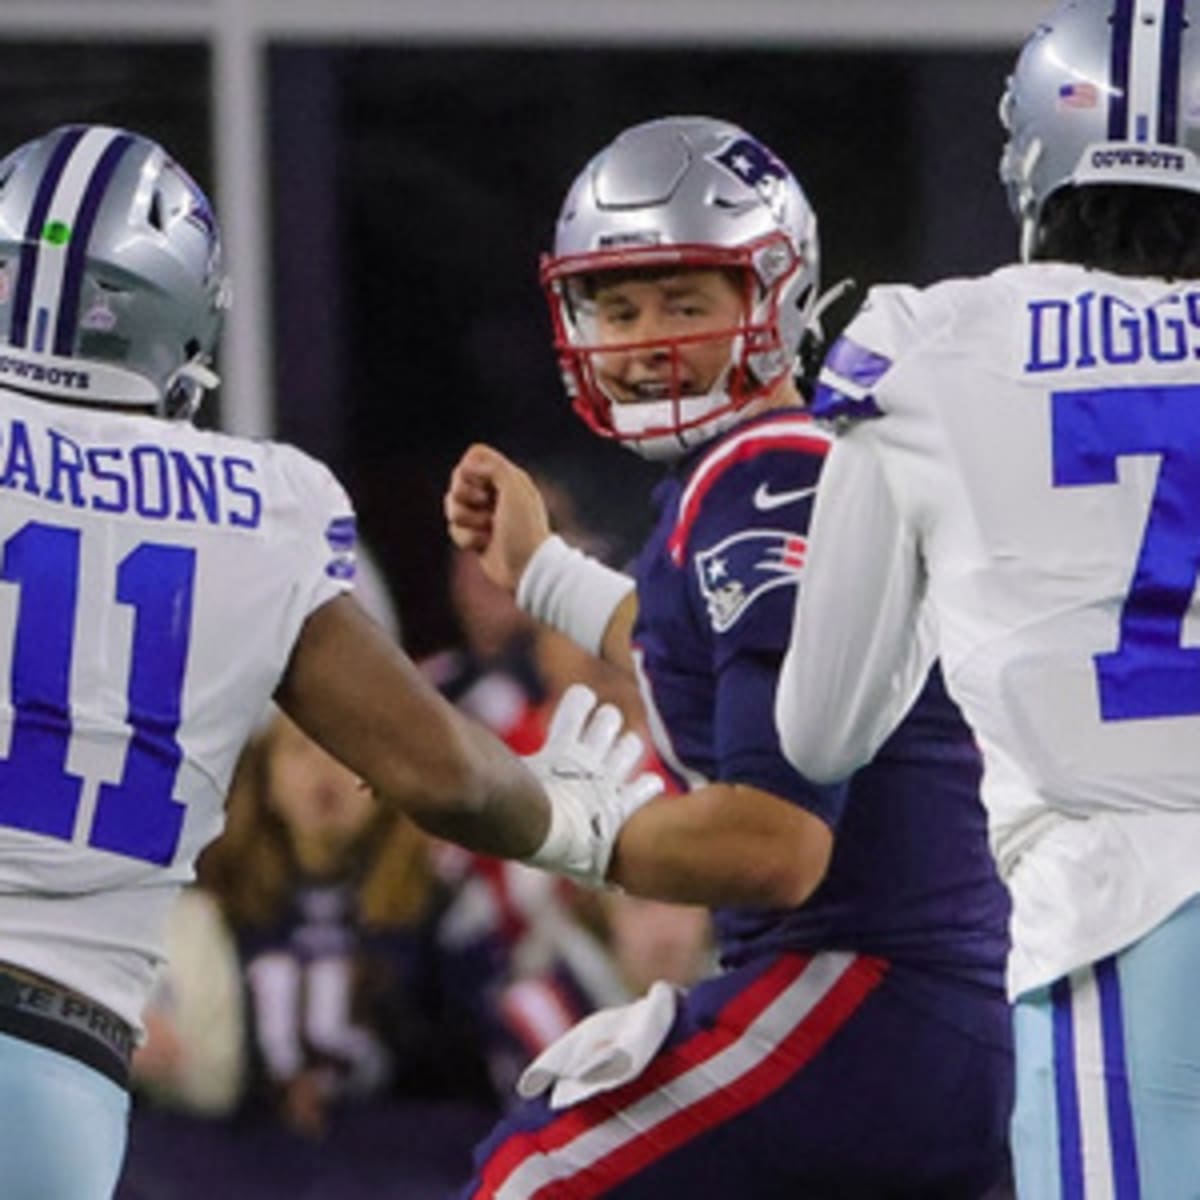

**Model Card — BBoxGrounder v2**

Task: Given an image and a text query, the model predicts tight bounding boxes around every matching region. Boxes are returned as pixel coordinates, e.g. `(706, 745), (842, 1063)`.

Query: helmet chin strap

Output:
(608, 387), (729, 438)
(162, 355), (221, 420)
(608, 381), (744, 463)
(174, 357), (220, 392)
(1019, 214), (1039, 264)
(1011, 137), (1044, 264)
(807, 277), (855, 339)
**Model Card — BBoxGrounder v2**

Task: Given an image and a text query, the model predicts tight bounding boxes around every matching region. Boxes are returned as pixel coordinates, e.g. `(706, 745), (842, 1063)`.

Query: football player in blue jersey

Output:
(778, 1), (1200, 1195)
(445, 115), (1013, 1198)
(0, 124), (659, 1200)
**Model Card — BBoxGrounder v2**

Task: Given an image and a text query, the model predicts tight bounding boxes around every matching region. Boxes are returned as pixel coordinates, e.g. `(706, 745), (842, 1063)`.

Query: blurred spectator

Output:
(422, 548), (546, 755)
(198, 710), (505, 1136)
(131, 887), (246, 1117)
(121, 703), (524, 1197)
(600, 893), (714, 997)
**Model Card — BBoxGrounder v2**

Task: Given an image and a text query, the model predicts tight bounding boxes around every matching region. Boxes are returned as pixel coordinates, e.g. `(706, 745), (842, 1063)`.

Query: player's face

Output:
(589, 269), (746, 404)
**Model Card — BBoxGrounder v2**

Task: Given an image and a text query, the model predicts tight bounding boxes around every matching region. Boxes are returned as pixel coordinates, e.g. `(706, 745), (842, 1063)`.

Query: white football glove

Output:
(523, 683), (664, 888)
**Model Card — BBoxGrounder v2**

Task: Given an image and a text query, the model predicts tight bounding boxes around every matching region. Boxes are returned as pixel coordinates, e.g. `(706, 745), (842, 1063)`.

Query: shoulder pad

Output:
(813, 284), (930, 429)
(270, 442), (358, 582)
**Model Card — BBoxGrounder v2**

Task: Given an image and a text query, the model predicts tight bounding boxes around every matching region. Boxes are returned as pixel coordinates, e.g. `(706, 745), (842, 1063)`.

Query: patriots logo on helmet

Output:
(710, 136), (792, 224)
(711, 136), (788, 190)
(695, 528), (808, 633)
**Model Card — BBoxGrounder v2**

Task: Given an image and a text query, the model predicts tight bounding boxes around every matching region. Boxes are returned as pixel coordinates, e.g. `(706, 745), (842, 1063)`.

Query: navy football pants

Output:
(461, 950), (1013, 1199)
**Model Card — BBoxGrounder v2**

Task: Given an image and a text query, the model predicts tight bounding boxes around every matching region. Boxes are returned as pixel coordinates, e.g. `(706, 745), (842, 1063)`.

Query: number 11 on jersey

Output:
(0, 521), (195, 865)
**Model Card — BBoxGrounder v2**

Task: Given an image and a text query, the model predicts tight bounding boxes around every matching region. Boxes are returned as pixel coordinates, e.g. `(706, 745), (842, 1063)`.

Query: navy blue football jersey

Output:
(631, 408), (1009, 988)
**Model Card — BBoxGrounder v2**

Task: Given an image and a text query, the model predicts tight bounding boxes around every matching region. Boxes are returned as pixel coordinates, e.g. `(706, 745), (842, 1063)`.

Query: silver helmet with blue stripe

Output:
(0, 125), (229, 417)
(1001, 0), (1200, 259)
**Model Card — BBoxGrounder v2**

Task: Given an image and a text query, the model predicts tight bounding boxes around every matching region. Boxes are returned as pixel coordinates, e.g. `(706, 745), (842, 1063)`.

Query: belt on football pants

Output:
(0, 962), (133, 1088)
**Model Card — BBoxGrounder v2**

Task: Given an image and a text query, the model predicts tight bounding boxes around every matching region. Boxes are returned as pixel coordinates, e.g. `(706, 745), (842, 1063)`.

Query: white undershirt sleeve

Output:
(775, 423), (933, 783)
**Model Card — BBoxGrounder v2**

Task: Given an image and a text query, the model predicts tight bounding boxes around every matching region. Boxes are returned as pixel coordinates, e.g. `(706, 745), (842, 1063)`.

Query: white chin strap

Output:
(609, 390), (740, 462)
(1008, 135), (1044, 264)
(1019, 214), (1039, 264)
(807, 277), (855, 338)
(162, 355), (221, 420)
(173, 357), (220, 393)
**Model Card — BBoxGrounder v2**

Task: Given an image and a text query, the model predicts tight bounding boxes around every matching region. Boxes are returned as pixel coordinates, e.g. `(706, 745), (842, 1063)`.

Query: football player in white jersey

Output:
(777, 0), (1200, 1194)
(0, 124), (659, 1200)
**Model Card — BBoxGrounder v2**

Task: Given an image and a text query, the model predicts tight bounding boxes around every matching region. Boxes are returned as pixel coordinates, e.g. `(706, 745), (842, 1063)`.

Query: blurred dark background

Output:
(0, 39), (1015, 657)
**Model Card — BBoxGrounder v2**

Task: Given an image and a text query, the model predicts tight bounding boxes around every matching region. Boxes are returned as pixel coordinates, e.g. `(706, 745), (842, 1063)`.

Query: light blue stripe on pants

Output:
(0, 1031), (129, 1200)
(1012, 895), (1200, 1199)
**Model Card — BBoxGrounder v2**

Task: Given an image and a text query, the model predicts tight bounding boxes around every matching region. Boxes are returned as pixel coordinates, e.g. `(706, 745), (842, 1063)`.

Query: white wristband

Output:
(516, 534), (635, 656)
(524, 782), (614, 887)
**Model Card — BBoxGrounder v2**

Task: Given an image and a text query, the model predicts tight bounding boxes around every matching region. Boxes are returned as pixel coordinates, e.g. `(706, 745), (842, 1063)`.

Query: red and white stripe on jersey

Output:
(471, 950), (887, 1200)
(667, 415), (833, 566)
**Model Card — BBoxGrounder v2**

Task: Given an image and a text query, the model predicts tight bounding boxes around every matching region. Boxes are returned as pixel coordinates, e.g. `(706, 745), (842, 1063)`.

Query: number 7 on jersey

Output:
(1052, 384), (1200, 722)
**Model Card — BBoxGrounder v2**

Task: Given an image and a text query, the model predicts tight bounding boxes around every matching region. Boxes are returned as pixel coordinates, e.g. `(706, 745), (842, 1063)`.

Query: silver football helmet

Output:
(0, 124), (229, 417)
(1000, 0), (1200, 260)
(541, 116), (819, 461)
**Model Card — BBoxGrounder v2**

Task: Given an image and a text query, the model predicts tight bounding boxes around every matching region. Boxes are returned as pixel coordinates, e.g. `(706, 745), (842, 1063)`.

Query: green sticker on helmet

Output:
(42, 221), (71, 246)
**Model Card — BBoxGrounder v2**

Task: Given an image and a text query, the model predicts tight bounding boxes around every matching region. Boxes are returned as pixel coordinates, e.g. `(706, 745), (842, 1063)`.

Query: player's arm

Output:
(278, 594), (662, 887)
(607, 779), (833, 909)
(277, 594), (552, 859)
(596, 591), (637, 673)
(776, 424), (933, 783)
(607, 643), (840, 908)
(445, 443), (638, 675)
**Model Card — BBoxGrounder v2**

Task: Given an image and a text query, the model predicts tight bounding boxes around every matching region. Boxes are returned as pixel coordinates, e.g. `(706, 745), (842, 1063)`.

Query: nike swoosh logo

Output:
(752, 483), (817, 511)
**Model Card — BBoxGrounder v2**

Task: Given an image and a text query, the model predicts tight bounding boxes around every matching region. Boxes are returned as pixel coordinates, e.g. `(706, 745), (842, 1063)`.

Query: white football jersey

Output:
(778, 262), (1200, 996)
(0, 387), (354, 1025)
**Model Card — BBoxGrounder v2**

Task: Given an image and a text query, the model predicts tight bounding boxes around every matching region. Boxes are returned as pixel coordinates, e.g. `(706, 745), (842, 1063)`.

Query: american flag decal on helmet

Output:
(1058, 81), (1100, 110)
